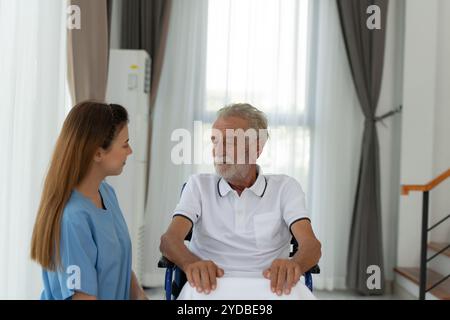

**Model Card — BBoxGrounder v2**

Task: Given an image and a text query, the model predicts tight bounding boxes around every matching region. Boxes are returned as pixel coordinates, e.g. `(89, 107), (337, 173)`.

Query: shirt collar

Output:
(217, 165), (267, 198)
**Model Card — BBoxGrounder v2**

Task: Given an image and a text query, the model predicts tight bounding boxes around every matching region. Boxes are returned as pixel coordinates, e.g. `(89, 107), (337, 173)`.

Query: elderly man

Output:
(160, 103), (321, 299)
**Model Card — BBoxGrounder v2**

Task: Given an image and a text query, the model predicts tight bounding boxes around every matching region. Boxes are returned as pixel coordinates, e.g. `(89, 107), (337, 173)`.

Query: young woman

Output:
(31, 101), (147, 300)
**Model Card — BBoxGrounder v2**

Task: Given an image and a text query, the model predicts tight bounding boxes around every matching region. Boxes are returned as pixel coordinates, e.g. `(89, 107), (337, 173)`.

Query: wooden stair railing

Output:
(402, 168), (450, 195)
(401, 168), (450, 300)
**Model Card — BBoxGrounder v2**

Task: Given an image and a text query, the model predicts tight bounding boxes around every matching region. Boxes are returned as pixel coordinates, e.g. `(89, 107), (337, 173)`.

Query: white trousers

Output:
(177, 274), (316, 300)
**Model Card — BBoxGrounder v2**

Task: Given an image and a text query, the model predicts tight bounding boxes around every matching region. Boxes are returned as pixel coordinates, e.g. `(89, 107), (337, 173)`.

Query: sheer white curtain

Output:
(143, 0), (209, 286)
(309, 0), (363, 290)
(0, 0), (69, 299)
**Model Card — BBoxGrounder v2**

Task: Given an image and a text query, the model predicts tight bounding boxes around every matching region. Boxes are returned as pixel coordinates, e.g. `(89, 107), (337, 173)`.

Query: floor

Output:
(144, 286), (414, 300)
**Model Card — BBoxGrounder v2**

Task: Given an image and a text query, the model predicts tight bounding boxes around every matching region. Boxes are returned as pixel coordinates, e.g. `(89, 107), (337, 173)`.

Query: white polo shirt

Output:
(172, 166), (310, 274)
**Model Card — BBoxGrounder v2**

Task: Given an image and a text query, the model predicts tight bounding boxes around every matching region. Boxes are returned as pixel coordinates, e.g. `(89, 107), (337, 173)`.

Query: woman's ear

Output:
(93, 147), (105, 163)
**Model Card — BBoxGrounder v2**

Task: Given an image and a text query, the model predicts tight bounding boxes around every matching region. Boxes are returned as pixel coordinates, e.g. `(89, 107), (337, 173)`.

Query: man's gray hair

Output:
(217, 103), (268, 133)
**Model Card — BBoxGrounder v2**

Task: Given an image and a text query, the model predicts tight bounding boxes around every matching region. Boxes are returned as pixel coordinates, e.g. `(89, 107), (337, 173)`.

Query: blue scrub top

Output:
(40, 181), (132, 300)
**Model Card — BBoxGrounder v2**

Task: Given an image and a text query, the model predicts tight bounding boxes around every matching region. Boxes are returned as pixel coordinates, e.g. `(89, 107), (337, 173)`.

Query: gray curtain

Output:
(107, 0), (113, 44)
(336, 0), (389, 295)
(121, 0), (172, 108)
(67, 0), (112, 104)
(121, 0), (172, 196)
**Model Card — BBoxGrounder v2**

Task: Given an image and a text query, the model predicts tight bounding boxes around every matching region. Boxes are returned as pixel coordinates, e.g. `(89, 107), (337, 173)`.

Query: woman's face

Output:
(99, 125), (133, 176)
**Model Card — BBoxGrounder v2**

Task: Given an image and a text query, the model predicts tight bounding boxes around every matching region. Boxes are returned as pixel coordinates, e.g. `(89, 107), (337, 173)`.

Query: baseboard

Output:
(142, 271), (165, 288)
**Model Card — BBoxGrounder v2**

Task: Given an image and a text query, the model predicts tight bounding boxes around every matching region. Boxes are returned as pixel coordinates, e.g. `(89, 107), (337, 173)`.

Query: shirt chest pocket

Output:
(253, 212), (283, 249)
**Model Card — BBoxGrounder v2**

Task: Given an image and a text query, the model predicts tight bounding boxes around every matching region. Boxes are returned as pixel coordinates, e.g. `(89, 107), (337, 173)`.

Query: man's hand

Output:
(184, 260), (224, 294)
(263, 259), (302, 296)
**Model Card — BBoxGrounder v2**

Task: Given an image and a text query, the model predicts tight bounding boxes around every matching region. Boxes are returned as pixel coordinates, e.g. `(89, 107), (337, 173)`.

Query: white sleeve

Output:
(172, 175), (202, 225)
(281, 177), (310, 229)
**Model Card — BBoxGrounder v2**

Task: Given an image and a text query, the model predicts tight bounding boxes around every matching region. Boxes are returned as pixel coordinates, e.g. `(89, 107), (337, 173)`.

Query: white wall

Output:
(398, 0), (450, 269)
(431, 0), (450, 244)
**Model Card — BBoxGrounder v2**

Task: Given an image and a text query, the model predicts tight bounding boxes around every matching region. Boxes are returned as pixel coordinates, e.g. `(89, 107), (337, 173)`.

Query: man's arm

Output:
(160, 216), (224, 294)
(160, 216), (199, 270)
(290, 220), (322, 274)
(263, 219), (321, 295)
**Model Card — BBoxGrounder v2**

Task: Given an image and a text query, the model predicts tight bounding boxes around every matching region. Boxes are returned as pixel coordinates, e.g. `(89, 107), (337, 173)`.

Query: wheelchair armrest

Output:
(159, 256), (320, 274)
(158, 256), (175, 268)
(307, 265), (320, 274)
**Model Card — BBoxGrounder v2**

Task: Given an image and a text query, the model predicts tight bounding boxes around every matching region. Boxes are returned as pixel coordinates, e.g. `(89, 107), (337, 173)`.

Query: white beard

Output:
(214, 163), (251, 181)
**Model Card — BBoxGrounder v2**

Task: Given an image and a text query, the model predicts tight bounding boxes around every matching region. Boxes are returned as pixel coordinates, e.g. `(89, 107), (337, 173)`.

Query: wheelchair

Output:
(158, 231), (320, 300)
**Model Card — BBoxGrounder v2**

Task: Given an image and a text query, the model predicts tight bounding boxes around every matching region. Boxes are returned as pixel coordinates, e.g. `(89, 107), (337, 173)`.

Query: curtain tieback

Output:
(371, 105), (403, 127)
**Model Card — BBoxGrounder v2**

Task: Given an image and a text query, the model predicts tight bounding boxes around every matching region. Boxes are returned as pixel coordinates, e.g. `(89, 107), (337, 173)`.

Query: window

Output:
(196, 0), (312, 194)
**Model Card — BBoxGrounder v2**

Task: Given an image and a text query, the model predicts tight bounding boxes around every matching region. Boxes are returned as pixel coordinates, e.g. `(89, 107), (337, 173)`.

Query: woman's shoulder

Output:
(100, 180), (115, 193)
(100, 180), (119, 203)
(62, 192), (92, 225)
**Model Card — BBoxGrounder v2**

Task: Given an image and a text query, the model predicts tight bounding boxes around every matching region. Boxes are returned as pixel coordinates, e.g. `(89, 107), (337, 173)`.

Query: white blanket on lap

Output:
(177, 273), (316, 300)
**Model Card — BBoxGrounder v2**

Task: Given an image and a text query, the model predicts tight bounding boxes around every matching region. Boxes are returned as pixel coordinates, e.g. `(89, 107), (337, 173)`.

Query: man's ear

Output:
(257, 130), (268, 158)
(256, 138), (266, 158)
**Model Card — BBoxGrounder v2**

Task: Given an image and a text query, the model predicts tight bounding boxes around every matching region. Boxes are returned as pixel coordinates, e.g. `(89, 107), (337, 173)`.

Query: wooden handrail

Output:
(402, 168), (450, 195)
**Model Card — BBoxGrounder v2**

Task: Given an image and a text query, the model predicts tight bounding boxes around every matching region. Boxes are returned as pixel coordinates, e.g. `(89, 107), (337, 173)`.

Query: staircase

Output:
(397, 170), (450, 300)
(394, 242), (450, 300)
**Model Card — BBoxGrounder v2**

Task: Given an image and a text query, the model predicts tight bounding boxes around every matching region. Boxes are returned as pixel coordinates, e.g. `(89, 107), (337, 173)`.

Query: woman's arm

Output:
(72, 292), (97, 300)
(130, 270), (148, 300)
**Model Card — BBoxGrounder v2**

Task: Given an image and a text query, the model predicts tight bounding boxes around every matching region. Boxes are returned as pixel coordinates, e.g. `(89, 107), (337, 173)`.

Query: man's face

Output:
(211, 116), (261, 181)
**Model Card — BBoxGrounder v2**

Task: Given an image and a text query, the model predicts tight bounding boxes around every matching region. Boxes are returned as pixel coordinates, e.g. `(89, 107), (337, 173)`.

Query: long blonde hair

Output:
(30, 101), (128, 271)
